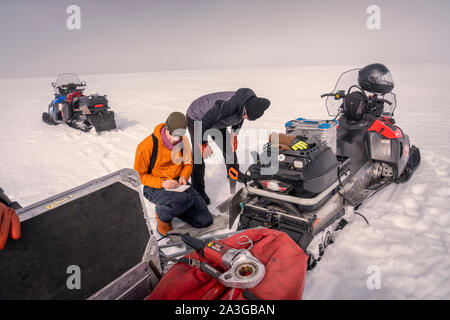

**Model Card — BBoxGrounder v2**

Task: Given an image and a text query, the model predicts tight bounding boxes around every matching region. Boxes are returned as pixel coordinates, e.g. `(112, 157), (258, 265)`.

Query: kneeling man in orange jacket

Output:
(134, 112), (213, 236)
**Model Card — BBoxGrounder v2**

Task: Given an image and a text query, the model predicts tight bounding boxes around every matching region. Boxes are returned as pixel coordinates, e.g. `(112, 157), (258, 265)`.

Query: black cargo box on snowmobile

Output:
(247, 138), (340, 197)
(236, 185), (348, 266)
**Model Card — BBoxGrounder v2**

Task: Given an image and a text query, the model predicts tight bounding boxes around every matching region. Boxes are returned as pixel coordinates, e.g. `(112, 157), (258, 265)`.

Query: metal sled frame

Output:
(1, 169), (161, 300)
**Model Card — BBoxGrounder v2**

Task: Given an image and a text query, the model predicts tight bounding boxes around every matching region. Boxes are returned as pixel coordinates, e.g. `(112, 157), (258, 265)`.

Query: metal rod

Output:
(159, 229), (260, 257)
(158, 230), (240, 249)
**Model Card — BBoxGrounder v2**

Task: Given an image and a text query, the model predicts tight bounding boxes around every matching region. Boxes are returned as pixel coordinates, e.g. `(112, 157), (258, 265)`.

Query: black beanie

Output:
(245, 96), (271, 121)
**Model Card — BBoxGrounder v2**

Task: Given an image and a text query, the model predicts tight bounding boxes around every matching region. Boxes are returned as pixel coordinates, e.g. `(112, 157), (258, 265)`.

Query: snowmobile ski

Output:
(42, 112), (57, 126)
(396, 145), (421, 183)
(67, 119), (93, 132)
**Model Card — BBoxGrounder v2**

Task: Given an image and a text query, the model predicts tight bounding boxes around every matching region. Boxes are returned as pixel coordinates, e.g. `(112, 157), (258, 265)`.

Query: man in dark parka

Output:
(186, 88), (270, 204)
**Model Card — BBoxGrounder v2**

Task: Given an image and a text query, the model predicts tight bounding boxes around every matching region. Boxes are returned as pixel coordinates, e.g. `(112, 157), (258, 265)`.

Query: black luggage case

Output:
(237, 198), (347, 255)
(237, 204), (315, 252)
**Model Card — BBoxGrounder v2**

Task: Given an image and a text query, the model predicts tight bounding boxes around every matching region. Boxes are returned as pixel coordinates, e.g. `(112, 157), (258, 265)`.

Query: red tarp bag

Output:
(148, 228), (308, 300)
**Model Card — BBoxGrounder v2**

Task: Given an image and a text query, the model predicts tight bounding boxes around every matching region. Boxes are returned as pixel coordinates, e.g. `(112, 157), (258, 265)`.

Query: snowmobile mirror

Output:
(51, 82), (56, 88)
(81, 81), (86, 86)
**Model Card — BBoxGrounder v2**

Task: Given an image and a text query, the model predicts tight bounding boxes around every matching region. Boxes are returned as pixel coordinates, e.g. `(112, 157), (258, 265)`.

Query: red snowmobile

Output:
(225, 63), (421, 268)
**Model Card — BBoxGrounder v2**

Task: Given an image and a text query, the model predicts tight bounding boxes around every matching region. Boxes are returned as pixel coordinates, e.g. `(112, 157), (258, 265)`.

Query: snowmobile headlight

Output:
(371, 137), (392, 162)
(259, 180), (292, 193)
(293, 160), (304, 169)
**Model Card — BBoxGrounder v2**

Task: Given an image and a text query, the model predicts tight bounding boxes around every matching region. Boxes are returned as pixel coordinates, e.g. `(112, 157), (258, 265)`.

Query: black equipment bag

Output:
(343, 92), (368, 121)
(237, 205), (315, 252)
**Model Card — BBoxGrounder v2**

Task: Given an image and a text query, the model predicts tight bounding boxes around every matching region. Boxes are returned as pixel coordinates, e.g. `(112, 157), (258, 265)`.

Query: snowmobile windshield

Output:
(54, 73), (82, 89)
(325, 68), (397, 118)
(379, 91), (397, 117)
(325, 69), (359, 117)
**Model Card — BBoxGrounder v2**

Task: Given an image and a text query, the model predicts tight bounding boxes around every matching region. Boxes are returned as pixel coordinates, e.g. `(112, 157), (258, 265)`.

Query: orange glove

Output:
(199, 143), (213, 159)
(0, 202), (21, 250)
(231, 134), (238, 152)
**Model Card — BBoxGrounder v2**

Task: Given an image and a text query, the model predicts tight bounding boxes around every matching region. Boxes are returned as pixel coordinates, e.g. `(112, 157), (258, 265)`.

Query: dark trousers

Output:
(187, 117), (239, 194)
(143, 185), (213, 228)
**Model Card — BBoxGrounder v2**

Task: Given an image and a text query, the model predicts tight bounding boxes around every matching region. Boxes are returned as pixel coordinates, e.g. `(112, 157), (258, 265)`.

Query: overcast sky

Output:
(0, 0), (449, 78)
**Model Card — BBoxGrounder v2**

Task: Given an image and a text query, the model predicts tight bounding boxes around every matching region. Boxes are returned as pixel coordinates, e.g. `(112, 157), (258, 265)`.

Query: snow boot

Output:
(155, 213), (172, 236)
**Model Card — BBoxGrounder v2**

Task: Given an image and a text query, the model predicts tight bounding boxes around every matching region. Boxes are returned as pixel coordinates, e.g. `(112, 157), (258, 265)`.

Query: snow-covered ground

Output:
(0, 64), (449, 299)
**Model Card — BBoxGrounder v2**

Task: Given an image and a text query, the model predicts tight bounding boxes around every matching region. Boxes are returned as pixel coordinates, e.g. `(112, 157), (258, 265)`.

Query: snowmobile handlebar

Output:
(229, 167), (260, 184)
(56, 83), (86, 90)
(375, 98), (392, 105)
(229, 167), (250, 183)
(320, 90), (346, 99)
(321, 91), (392, 105)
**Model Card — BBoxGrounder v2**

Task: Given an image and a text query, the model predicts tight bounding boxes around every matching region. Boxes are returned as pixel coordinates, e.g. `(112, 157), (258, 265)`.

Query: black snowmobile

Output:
(42, 73), (117, 133)
(223, 63), (421, 268)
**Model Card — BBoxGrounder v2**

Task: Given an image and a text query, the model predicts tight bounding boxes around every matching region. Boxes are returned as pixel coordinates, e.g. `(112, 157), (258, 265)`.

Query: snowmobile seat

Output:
(0, 169), (161, 300)
(67, 83), (77, 91)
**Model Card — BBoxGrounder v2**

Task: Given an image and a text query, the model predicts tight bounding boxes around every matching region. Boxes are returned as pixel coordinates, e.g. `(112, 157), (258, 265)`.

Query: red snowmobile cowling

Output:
(368, 118), (403, 139)
(66, 91), (84, 104)
(148, 228), (309, 300)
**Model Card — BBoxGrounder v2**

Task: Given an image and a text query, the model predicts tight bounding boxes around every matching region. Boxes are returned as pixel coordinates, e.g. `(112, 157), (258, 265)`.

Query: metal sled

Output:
(0, 169), (160, 300)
